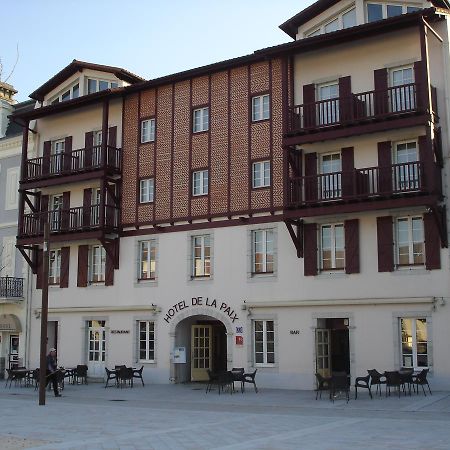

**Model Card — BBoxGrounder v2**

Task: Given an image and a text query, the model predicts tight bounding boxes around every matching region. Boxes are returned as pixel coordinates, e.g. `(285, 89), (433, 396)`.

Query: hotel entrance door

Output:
(87, 320), (106, 378)
(191, 325), (212, 381)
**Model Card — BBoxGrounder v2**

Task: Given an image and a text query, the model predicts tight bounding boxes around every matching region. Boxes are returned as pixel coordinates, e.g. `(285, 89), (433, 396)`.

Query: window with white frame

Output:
(254, 320), (275, 365)
(318, 82), (339, 125)
(320, 152), (341, 199)
(320, 224), (345, 271)
(139, 178), (154, 203)
(51, 139), (65, 174)
(141, 118), (156, 143)
(400, 318), (428, 368)
(192, 235), (211, 278)
(395, 216), (424, 266)
(390, 66), (415, 112)
(193, 107), (209, 133)
(51, 82), (80, 105)
(49, 249), (61, 285)
(252, 94), (270, 121)
(4, 167), (19, 210)
(49, 194), (63, 232)
(89, 245), (106, 283)
(252, 161), (270, 188)
(87, 78), (118, 94)
(305, 7), (356, 37)
(138, 240), (157, 280)
(252, 229), (274, 274)
(138, 321), (155, 362)
(394, 141), (419, 191)
(366, 3), (421, 23)
(192, 170), (208, 196)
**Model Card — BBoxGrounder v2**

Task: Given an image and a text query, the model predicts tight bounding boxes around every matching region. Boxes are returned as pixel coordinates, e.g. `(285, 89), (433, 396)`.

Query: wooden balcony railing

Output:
(287, 161), (438, 207)
(24, 145), (121, 182)
(288, 83), (427, 134)
(0, 277), (24, 298)
(19, 204), (120, 238)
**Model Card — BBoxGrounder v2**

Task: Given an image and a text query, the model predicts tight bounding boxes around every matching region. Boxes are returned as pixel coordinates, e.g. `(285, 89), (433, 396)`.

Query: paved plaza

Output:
(0, 381), (449, 450)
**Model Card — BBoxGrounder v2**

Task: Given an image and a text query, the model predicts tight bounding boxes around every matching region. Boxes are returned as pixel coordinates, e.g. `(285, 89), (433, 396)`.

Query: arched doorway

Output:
(170, 312), (232, 383)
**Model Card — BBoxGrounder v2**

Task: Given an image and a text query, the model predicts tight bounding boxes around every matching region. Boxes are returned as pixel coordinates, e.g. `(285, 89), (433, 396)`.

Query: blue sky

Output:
(2, 0), (309, 102)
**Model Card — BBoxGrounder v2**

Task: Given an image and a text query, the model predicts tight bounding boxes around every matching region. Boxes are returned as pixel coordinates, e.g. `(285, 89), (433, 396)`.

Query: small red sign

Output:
(235, 336), (243, 346)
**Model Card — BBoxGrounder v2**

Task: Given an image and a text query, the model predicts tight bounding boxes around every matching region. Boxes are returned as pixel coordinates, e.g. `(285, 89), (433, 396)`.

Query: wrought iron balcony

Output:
(0, 277), (24, 299)
(287, 161), (440, 208)
(19, 204), (120, 238)
(23, 145), (121, 183)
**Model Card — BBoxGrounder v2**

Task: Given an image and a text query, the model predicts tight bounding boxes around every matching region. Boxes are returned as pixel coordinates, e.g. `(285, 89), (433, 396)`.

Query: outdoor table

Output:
(10, 369), (33, 388)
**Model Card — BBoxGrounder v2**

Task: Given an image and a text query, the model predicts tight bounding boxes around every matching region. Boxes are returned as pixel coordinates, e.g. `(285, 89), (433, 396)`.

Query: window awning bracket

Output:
(285, 219), (304, 258)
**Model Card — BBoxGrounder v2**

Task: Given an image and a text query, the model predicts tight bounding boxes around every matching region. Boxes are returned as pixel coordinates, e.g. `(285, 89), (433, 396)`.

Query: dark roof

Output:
(30, 60), (144, 101)
(1, 100), (35, 140)
(279, 0), (450, 38)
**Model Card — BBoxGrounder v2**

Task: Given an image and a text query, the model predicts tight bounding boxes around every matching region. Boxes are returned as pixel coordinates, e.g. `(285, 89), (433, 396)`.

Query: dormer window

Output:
(305, 6), (356, 37)
(366, 3), (422, 23)
(87, 78), (119, 95)
(51, 83), (80, 105)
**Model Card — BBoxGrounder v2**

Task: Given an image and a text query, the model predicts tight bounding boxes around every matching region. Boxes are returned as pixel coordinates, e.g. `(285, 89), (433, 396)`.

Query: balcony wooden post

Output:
(101, 99), (109, 168)
(419, 20), (432, 115)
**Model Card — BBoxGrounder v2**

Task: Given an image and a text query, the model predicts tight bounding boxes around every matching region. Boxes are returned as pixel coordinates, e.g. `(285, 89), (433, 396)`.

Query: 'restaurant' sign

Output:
(164, 297), (239, 323)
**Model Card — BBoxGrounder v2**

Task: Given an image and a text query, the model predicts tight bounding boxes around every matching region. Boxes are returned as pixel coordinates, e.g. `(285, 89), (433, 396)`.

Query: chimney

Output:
(0, 81), (17, 139)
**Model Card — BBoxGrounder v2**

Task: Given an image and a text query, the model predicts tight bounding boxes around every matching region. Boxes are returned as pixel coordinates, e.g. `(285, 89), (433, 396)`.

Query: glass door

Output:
(52, 140), (65, 174)
(391, 67), (415, 112)
(315, 329), (331, 378)
(92, 131), (103, 167)
(394, 142), (419, 191)
(318, 83), (339, 125)
(191, 325), (212, 381)
(50, 194), (63, 232)
(91, 188), (101, 226)
(87, 320), (106, 378)
(320, 153), (342, 200)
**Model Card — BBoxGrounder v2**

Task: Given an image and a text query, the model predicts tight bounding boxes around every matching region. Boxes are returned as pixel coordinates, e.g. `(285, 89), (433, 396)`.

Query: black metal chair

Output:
(367, 369), (386, 396)
(205, 369), (219, 393)
(412, 369), (432, 396)
(117, 367), (133, 388)
(315, 373), (331, 400)
(384, 371), (402, 398)
(32, 368), (40, 390)
(132, 366), (145, 386)
(5, 369), (14, 388)
(231, 367), (245, 393)
(330, 372), (350, 403)
(74, 365), (88, 385)
(242, 369), (258, 393)
(354, 374), (372, 399)
(105, 368), (117, 388)
(398, 369), (414, 396)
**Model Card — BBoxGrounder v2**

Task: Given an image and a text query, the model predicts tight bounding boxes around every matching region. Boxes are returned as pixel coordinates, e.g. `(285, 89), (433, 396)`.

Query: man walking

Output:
(46, 348), (61, 397)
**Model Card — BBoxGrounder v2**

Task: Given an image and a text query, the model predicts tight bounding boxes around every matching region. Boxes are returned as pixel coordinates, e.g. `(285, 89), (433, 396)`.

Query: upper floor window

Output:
(192, 235), (211, 278)
(252, 161), (271, 188)
(320, 224), (345, 271)
(89, 245), (106, 283)
(49, 249), (61, 285)
(395, 216), (424, 267)
(139, 240), (157, 280)
(317, 82), (339, 125)
(400, 318), (428, 369)
(141, 119), (156, 143)
(367, 3), (421, 23)
(252, 229), (274, 274)
(139, 178), (154, 203)
(49, 194), (63, 232)
(193, 107), (209, 133)
(51, 83), (80, 105)
(394, 141), (419, 191)
(138, 321), (155, 362)
(320, 152), (342, 199)
(87, 78), (118, 95)
(305, 7), (356, 37)
(192, 170), (208, 196)
(4, 167), (19, 211)
(252, 95), (270, 121)
(390, 66), (415, 112)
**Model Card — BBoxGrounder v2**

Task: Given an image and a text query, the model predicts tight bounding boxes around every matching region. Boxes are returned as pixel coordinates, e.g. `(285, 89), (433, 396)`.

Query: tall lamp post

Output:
(38, 222), (50, 405)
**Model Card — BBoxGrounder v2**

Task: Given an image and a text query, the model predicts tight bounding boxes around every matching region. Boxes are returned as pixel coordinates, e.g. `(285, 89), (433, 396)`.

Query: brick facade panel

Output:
(138, 203), (154, 223)
(251, 121), (270, 160)
(251, 188), (271, 210)
(192, 76), (209, 105)
(138, 143), (154, 178)
(140, 89), (156, 117)
(191, 133), (209, 169)
(250, 62), (269, 94)
(191, 196), (208, 216)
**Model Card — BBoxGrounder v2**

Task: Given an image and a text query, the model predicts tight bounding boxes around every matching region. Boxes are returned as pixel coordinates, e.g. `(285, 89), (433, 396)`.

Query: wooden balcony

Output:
(287, 161), (441, 210)
(286, 83), (436, 144)
(18, 204), (120, 242)
(0, 277), (24, 300)
(22, 145), (121, 187)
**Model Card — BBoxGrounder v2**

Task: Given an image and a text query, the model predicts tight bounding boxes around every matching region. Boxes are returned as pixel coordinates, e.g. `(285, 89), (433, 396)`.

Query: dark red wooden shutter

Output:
(341, 147), (354, 198)
(84, 131), (93, 169)
(344, 219), (359, 274)
(424, 213), (441, 270)
(304, 152), (318, 202)
(62, 191), (70, 231)
(108, 126), (118, 167)
(63, 136), (72, 171)
(60, 247), (70, 288)
(414, 60), (425, 111)
(83, 188), (92, 228)
(304, 223), (318, 276)
(39, 194), (49, 234)
(339, 76), (352, 122)
(303, 84), (316, 128)
(105, 243), (115, 286)
(377, 141), (392, 194)
(418, 135), (434, 194)
(42, 141), (51, 175)
(377, 216), (394, 272)
(108, 126), (117, 147)
(77, 245), (89, 287)
(374, 68), (388, 115)
(36, 249), (43, 289)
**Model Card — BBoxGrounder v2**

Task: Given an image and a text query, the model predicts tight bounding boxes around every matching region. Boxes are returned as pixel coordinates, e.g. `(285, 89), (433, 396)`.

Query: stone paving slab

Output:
(0, 382), (449, 449)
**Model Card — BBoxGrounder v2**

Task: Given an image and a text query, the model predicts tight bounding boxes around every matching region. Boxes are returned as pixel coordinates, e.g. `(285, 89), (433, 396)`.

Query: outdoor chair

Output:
(384, 371), (402, 398)
(117, 367), (133, 388)
(132, 366), (145, 386)
(74, 365), (88, 385)
(231, 367), (245, 393)
(5, 369), (14, 388)
(354, 374), (372, 399)
(205, 369), (219, 393)
(398, 369), (414, 396)
(412, 369), (432, 396)
(13, 369), (27, 388)
(330, 372), (350, 403)
(217, 371), (234, 395)
(242, 369), (258, 393)
(55, 369), (65, 391)
(367, 369), (386, 396)
(32, 368), (40, 390)
(105, 368), (117, 388)
(315, 373), (331, 400)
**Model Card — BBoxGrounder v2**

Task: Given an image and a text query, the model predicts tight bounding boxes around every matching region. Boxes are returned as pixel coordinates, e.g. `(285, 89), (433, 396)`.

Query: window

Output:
(387, 4), (402, 17)
(252, 94), (270, 121)
(367, 3), (384, 22)
(304, 7), (357, 36)
(407, 6), (421, 13)
(324, 18), (339, 33)
(50, 83), (79, 104)
(394, 141), (419, 191)
(87, 78), (118, 94)
(192, 170), (208, 196)
(252, 161), (270, 188)
(318, 82), (339, 125)
(320, 224), (345, 270)
(192, 235), (211, 278)
(400, 318), (428, 368)
(390, 66), (415, 112)
(91, 188), (101, 226)
(4, 167), (19, 210)
(2, 236), (16, 277)
(51, 139), (65, 173)
(306, 28), (322, 37)
(141, 118), (156, 143)
(50, 194), (63, 232)
(254, 320), (275, 365)
(342, 8), (357, 28)
(139, 178), (154, 203)
(252, 229), (274, 274)
(320, 152), (342, 199)
(193, 107), (209, 133)
(367, 3), (421, 23)
(139, 240), (156, 280)
(139, 321), (155, 362)
(395, 217), (424, 266)
(49, 249), (61, 285)
(89, 245), (106, 283)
